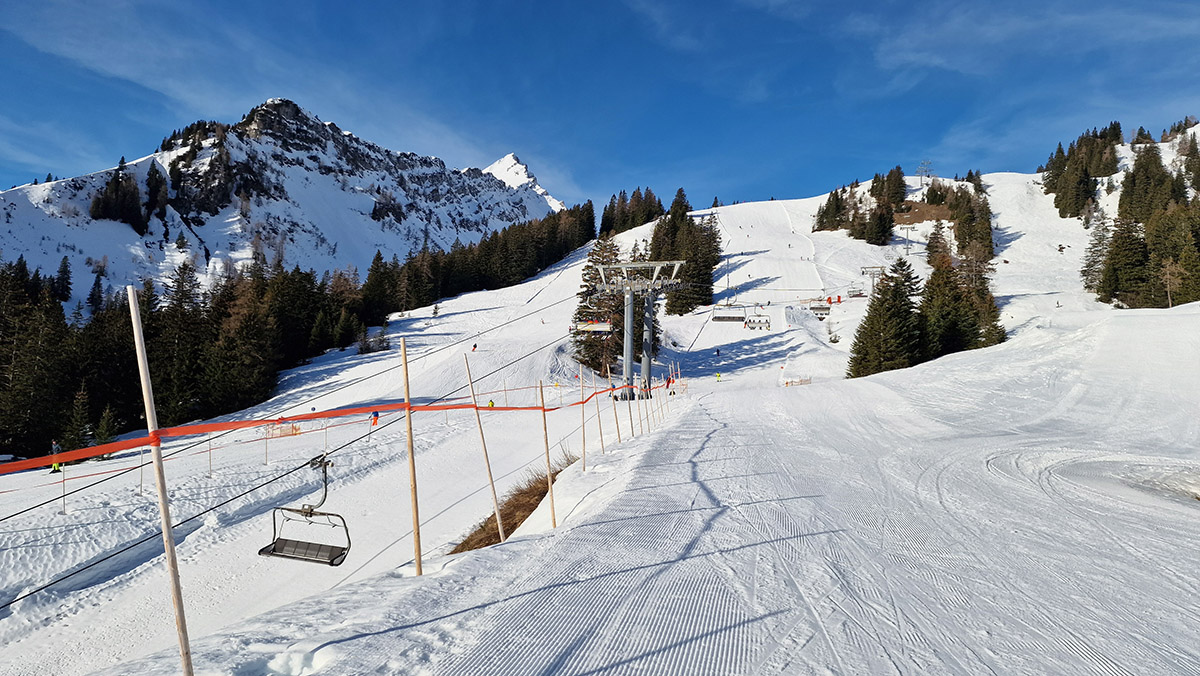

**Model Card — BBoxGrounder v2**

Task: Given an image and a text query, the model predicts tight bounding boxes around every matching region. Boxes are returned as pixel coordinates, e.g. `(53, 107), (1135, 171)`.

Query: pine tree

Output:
(1119, 143), (1173, 224)
(847, 269), (921, 378)
(60, 386), (91, 452)
(94, 405), (117, 446)
(309, 309), (333, 354)
(0, 288), (70, 455)
(1185, 135), (1200, 190)
(926, 221), (953, 269)
(153, 261), (208, 425)
(332, 307), (357, 348)
(360, 250), (395, 326)
(885, 166), (907, 207)
(1097, 219), (1149, 305)
(1080, 220), (1113, 291)
(919, 266), (978, 360)
(144, 162), (168, 220)
(1177, 244), (1200, 305)
(50, 256), (72, 302)
(864, 206), (894, 246)
(572, 237), (624, 372)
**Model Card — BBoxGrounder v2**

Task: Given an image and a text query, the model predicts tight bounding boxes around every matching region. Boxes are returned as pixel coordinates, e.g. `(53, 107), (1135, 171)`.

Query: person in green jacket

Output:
(49, 439), (62, 473)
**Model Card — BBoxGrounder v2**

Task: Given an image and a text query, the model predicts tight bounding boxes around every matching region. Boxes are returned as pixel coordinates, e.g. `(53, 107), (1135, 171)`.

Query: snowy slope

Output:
(5, 159), (1200, 674)
(0, 99), (562, 308)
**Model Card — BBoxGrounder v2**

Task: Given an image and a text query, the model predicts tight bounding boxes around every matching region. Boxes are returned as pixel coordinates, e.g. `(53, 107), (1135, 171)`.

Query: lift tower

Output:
(596, 261), (685, 396)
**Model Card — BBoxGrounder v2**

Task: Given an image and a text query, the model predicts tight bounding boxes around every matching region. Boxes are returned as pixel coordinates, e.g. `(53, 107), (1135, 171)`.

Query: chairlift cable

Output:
(0, 331), (572, 609)
(0, 295), (577, 525)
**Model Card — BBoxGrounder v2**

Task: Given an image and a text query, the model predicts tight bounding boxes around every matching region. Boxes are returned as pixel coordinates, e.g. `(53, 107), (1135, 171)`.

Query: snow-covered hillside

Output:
(0, 99), (562, 308)
(6, 157), (1200, 674)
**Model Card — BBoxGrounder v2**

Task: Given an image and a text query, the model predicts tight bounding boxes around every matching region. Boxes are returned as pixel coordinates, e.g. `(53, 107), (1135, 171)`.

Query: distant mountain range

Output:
(0, 98), (563, 308)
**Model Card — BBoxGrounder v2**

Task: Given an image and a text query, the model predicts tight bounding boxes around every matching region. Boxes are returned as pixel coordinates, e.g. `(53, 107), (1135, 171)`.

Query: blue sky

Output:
(3, 1), (1200, 209)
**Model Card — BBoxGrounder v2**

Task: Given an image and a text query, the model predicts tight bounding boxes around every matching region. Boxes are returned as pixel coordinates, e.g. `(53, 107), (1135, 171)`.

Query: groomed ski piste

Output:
(3, 172), (1200, 675)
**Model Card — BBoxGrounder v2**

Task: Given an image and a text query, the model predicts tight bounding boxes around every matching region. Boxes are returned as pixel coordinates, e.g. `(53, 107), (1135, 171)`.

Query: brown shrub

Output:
(450, 453), (576, 554)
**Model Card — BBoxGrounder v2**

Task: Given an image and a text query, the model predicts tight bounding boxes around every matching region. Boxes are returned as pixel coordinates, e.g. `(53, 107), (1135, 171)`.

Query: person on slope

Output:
(49, 440), (62, 473)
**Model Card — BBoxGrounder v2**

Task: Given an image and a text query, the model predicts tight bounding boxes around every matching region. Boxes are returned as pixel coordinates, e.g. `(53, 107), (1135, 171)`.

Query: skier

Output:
(472, 343), (477, 352)
(716, 373), (722, 382)
(49, 440), (62, 474)
(487, 400), (494, 408)
(716, 348), (720, 357)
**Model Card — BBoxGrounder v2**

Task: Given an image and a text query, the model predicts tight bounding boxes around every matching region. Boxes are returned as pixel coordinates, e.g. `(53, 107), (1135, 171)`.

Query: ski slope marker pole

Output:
(127, 285), (194, 676)
(627, 384), (636, 438)
(401, 338), (423, 576)
(465, 355), (505, 542)
(609, 373), (622, 444)
(538, 381), (557, 528)
(593, 372), (606, 455)
(580, 364), (586, 472)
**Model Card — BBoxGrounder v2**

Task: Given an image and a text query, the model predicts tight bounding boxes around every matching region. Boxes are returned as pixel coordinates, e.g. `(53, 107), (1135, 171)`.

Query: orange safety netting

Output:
(0, 380), (671, 477)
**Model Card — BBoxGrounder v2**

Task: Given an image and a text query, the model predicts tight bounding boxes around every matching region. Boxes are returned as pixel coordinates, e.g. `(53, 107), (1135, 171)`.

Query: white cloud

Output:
(844, 2), (1200, 78)
(0, 0), (495, 170)
(0, 114), (109, 181)
(622, 0), (707, 52)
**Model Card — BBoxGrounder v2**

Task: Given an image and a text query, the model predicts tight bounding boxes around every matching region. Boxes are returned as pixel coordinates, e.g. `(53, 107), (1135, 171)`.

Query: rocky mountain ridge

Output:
(0, 98), (562, 307)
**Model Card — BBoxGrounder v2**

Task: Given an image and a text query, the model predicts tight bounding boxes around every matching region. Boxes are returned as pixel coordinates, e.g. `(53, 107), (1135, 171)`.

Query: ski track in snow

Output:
(4, 171), (1200, 674)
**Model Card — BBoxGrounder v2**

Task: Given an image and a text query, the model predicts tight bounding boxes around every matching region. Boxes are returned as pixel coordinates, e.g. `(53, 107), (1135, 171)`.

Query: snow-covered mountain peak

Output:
(484, 152), (566, 212)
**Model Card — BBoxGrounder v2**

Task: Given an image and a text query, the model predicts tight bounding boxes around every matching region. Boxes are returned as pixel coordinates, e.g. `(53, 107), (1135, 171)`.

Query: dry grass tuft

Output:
(450, 452), (577, 554)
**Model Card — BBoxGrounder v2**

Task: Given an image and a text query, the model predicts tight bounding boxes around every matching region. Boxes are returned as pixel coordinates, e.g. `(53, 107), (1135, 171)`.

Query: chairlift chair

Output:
(711, 305), (746, 322)
(259, 455), (351, 566)
(573, 320), (613, 333)
(746, 314), (771, 330)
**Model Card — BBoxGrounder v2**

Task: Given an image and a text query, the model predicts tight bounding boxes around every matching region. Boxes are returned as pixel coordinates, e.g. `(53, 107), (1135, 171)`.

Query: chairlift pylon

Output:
(259, 454), (351, 566)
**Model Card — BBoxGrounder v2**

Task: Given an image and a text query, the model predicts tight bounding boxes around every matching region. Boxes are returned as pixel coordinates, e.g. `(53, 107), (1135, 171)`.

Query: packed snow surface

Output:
(3, 172), (1199, 675)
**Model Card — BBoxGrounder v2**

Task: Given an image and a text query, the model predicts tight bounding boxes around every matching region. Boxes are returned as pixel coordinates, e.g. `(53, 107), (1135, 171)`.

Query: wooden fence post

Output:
(609, 374), (622, 444)
(593, 372), (606, 455)
(401, 338), (423, 575)
(538, 381), (557, 528)
(636, 387), (645, 435)
(627, 384), (636, 438)
(127, 285), (194, 676)
(579, 364), (586, 472)
(465, 355), (505, 542)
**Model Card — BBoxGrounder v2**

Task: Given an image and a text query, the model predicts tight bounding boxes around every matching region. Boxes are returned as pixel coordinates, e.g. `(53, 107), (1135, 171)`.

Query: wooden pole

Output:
(207, 440), (213, 478)
(579, 364), (586, 472)
(401, 338), (423, 576)
(126, 286), (194, 676)
(648, 379), (657, 426)
(59, 465), (66, 514)
(538, 381), (557, 528)
(465, 355), (505, 541)
(608, 374), (622, 443)
(503, 379), (508, 407)
(627, 384), (636, 438)
(593, 372), (605, 455)
(636, 384), (646, 435)
(263, 434), (269, 465)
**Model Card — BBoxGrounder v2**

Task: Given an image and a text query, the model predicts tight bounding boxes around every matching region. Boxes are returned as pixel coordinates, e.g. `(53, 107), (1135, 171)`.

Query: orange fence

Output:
(0, 380), (673, 477)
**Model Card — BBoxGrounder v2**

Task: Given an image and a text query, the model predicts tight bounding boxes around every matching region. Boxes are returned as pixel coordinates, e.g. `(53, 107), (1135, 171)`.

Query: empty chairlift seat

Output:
(259, 455), (351, 566)
(712, 306), (746, 322)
